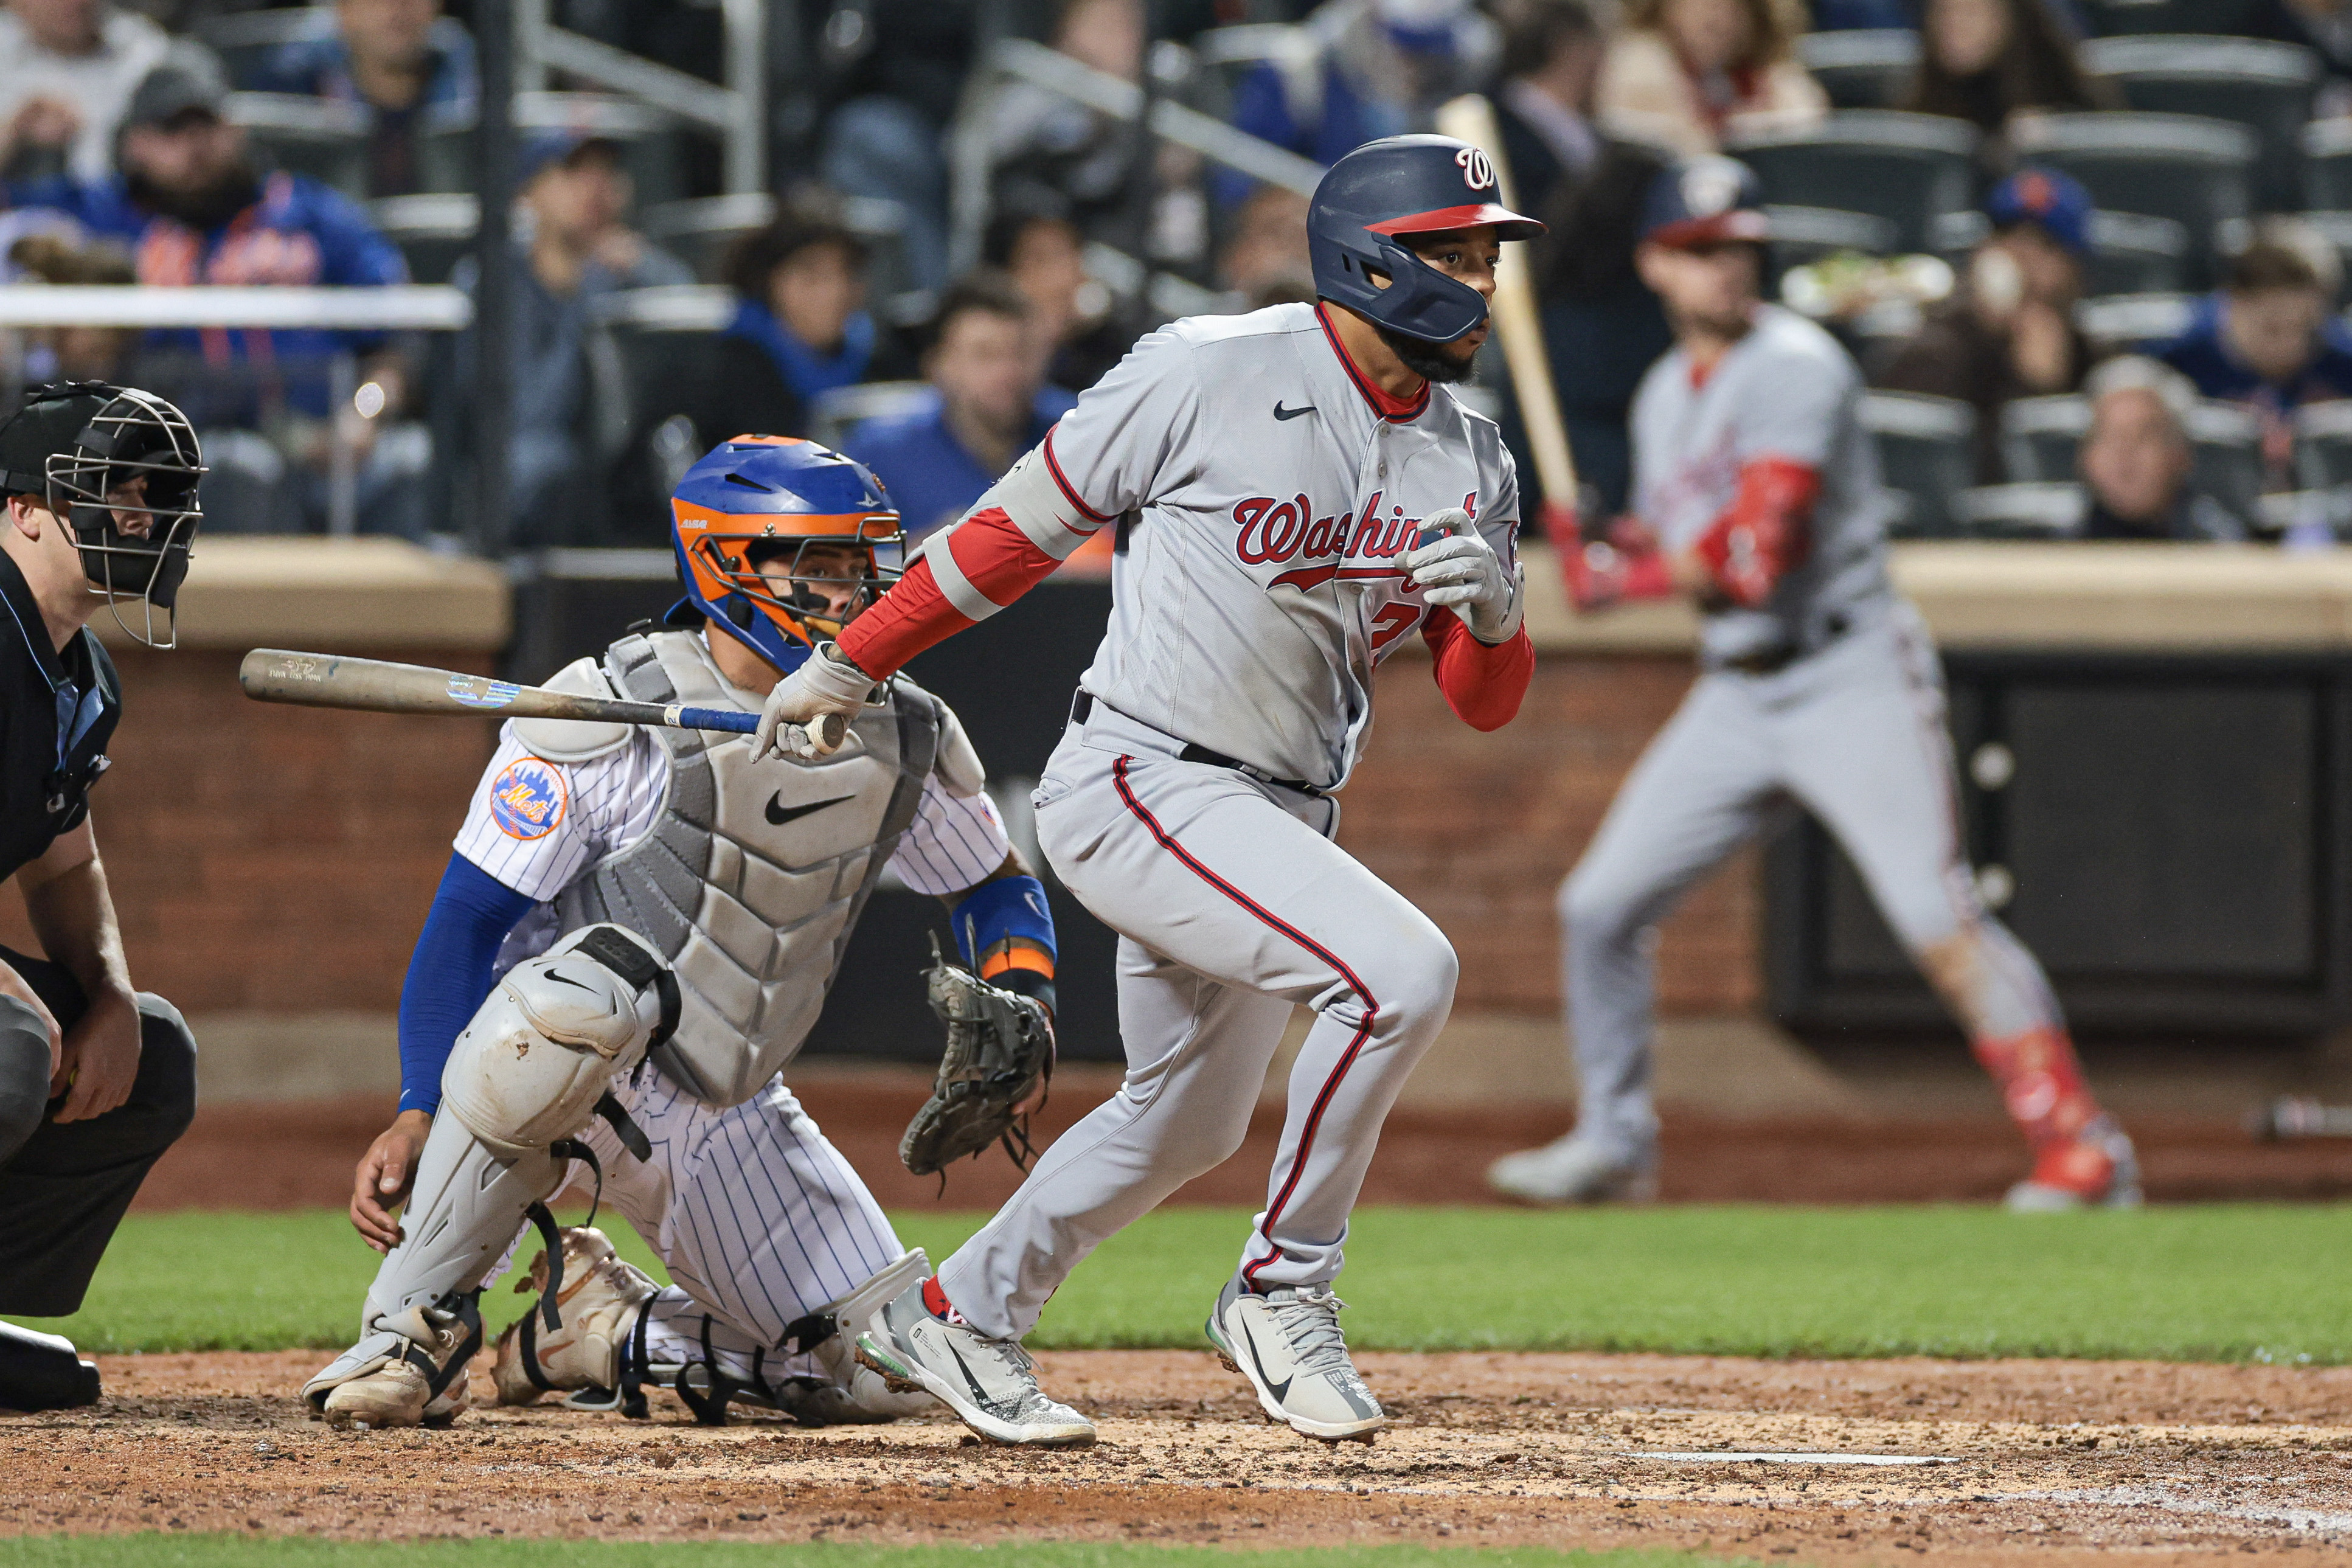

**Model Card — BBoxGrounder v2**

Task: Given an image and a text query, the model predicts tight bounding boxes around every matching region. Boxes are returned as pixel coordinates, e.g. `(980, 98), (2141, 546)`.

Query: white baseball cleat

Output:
(1206, 1277), (1386, 1443)
(1486, 1135), (1660, 1205)
(308, 1299), (482, 1431)
(2005, 1117), (2143, 1212)
(854, 1280), (1096, 1448)
(491, 1226), (660, 1407)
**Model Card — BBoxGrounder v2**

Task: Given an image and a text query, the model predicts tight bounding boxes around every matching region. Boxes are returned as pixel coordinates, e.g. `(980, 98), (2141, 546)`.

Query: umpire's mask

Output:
(0, 382), (207, 649)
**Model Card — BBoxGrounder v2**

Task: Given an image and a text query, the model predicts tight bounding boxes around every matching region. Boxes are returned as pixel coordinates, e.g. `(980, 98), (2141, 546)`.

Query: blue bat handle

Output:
(675, 706), (760, 734)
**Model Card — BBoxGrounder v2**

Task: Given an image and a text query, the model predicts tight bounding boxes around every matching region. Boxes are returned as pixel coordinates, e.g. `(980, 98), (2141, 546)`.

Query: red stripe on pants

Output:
(1109, 755), (1376, 1288)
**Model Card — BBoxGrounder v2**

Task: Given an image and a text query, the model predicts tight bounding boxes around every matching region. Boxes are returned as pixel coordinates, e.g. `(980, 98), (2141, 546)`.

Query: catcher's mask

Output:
(668, 434), (902, 675)
(0, 382), (206, 649)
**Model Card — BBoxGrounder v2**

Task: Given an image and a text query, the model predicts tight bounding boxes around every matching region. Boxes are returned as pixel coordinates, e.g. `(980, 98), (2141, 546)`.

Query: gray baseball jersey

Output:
(1628, 304), (1893, 665)
(1032, 301), (1519, 788)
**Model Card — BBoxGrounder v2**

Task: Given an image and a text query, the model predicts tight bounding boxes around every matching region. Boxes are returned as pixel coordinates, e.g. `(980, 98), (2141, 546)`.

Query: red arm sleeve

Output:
(1422, 609), (1533, 732)
(1692, 457), (1820, 609)
(838, 506), (1063, 676)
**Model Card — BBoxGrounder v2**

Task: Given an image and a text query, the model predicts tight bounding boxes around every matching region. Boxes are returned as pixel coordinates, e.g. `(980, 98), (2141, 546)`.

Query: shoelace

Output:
(1259, 1288), (1356, 1377)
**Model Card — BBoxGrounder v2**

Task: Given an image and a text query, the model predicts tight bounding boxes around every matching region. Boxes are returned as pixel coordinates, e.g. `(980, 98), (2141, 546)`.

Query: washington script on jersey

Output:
(1233, 490), (1484, 583)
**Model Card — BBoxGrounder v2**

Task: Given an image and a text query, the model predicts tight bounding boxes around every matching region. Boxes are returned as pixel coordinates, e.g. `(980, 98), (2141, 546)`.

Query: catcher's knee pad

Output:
(440, 924), (679, 1159)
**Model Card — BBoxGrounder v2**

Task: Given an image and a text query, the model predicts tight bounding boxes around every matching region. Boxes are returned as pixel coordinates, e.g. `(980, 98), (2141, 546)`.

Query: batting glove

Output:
(752, 642), (877, 762)
(1400, 508), (1522, 644)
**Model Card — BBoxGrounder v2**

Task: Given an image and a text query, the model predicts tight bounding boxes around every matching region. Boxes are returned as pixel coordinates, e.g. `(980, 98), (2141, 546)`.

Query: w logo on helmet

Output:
(1454, 145), (1496, 192)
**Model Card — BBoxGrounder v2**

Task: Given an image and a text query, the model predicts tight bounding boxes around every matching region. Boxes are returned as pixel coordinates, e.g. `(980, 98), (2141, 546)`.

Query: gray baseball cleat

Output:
(1485, 1134), (1660, 1204)
(2005, 1117), (2143, 1212)
(1206, 1277), (1386, 1443)
(305, 1295), (484, 1431)
(853, 1280), (1095, 1448)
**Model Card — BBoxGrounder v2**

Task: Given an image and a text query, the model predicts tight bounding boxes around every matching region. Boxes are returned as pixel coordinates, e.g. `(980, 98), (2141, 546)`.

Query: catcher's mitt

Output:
(900, 934), (1056, 1177)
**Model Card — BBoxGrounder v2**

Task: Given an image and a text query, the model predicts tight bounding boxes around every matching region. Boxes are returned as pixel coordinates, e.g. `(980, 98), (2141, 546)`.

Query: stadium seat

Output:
(1764, 205), (1897, 269)
(1794, 29), (1920, 111)
(1727, 112), (1978, 255)
(418, 93), (687, 208)
(2075, 291), (2195, 353)
(1951, 482), (2087, 539)
(1860, 389), (1975, 537)
(2008, 114), (2256, 288)
(2303, 120), (2352, 213)
(2079, 0), (2272, 34)
(2294, 398), (2352, 493)
(367, 193), (476, 285)
(2078, 35), (2320, 214)
(642, 193), (775, 285)
(196, 4), (333, 89)
(224, 92), (370, 201)
(808, 380), (934, 452)
(2002, 392), (2263, 518)
(1999, 395), (2092, 485)
(1934, 209), (2190, 297)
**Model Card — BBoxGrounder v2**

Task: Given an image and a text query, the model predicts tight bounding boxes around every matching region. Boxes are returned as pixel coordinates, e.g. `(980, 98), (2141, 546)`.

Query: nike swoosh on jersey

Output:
(1238, 1316), (1292, 1403)
(765, 793), (855, 827)
(1272, 402), (1317, 421)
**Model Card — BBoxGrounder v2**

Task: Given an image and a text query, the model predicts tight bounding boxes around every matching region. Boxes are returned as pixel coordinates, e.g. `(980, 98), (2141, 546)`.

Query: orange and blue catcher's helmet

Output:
(668, 434), (904, 674)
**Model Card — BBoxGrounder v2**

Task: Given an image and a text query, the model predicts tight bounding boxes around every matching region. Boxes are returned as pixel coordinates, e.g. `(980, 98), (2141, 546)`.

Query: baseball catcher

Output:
(302, 435), (1061, 1429)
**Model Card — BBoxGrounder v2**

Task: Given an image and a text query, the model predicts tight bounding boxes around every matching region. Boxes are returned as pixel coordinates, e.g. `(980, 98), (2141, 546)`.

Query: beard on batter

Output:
(1374, 322), (1481, 384)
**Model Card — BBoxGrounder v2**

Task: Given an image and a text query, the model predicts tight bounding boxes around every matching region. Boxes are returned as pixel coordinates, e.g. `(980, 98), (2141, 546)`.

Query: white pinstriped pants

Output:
(570, 1060), (906, 1384)
(1559, 600), (2062, 1161)
(935, 701), (1459, 1342)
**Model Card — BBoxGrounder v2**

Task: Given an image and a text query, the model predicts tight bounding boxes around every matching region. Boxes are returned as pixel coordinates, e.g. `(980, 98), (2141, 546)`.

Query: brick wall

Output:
(0, 646), (498, 1012)
(1339, 652), (1760, 1016)
(0, 643), (1757, 1021)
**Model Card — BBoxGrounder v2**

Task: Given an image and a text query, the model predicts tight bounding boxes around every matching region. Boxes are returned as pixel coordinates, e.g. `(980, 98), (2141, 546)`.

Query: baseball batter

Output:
(749, 134), (1539, 1448)
(1490, 157), (2139, 1211)
(302, 435), (1063, 1430)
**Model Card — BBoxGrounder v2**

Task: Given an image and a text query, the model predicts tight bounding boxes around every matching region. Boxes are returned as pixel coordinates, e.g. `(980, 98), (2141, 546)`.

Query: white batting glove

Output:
(1400, 507), (1523, 644)
(753, 642), (877, 762)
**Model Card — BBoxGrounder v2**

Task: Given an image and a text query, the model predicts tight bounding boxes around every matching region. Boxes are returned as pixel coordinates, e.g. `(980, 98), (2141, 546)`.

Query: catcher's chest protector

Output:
(553, 630), (941, 1107)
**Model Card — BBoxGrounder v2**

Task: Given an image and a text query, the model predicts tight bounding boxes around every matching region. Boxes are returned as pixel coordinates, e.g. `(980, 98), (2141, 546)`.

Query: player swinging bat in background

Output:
(300, 435), (1061, 1430)
(1488, 158), (2139, 1212)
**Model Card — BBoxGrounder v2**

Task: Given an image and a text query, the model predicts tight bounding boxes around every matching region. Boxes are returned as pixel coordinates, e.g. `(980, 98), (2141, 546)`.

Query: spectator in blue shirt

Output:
(10, 66), (421, 532)
(245, 0), (477, 197)
(12, 65), (409, 395)
(845, 272), (1076, 546)
(1216, 0), (1497, 208)
(2155, 231), (2352, 490)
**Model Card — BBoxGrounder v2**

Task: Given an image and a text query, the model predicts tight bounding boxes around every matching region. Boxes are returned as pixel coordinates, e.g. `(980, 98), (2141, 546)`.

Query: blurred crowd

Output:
(4, 0), (2352, 549)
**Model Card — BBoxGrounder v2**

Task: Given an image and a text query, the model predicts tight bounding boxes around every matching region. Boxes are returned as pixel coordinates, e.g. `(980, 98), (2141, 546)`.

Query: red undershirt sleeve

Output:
(1421, 609), (1533, 732)
(838, 506), (1065, 676)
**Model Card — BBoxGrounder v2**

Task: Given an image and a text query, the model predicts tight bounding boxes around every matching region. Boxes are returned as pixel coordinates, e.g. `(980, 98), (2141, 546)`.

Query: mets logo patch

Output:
(488, 757), (567, 840)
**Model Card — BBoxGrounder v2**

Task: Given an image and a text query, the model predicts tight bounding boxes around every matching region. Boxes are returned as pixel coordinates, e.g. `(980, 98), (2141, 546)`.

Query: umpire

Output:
(0, 384), (207, 1410)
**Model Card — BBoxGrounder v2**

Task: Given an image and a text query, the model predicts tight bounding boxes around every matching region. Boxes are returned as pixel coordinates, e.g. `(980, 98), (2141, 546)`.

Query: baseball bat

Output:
(1434, 93), (1581, 535)
(238, 648), (848, 746)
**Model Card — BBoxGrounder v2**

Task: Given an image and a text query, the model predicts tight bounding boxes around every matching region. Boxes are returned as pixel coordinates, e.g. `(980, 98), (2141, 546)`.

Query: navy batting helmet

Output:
(1640, 156), (1770, 249)
(1308, 134), (1544, 345)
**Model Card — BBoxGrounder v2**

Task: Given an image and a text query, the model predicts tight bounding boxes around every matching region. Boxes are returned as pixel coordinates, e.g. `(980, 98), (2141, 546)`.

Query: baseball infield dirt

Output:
(5, 1348), (2350, 1562)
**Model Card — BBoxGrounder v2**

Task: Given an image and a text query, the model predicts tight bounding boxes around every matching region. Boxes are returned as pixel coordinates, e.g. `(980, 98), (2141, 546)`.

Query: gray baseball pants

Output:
(936, 700), (1458, 1341)
(1561, 603), (2061, 1161)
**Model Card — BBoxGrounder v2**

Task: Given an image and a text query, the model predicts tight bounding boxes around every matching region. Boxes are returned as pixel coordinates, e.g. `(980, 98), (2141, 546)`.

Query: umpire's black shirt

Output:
(0, 553), (119, 884)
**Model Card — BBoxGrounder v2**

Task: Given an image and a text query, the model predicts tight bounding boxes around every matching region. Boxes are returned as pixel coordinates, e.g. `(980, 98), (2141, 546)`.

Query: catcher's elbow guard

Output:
(440, 924), (680, 1158)
(951, 873), (1056, 1015)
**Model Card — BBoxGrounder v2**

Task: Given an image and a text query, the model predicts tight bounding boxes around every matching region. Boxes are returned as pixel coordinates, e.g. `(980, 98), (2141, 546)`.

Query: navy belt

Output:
(1071, 692), (1329, 798)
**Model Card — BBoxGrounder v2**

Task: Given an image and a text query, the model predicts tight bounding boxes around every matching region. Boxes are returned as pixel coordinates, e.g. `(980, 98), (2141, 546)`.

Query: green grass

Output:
(18, 1204), (2352, 1364)
(0, 1543), (1722, 1568)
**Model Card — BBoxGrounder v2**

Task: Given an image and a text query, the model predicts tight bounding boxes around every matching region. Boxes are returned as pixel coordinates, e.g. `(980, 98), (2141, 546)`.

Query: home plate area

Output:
(5, 1348), (2352, 1561)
